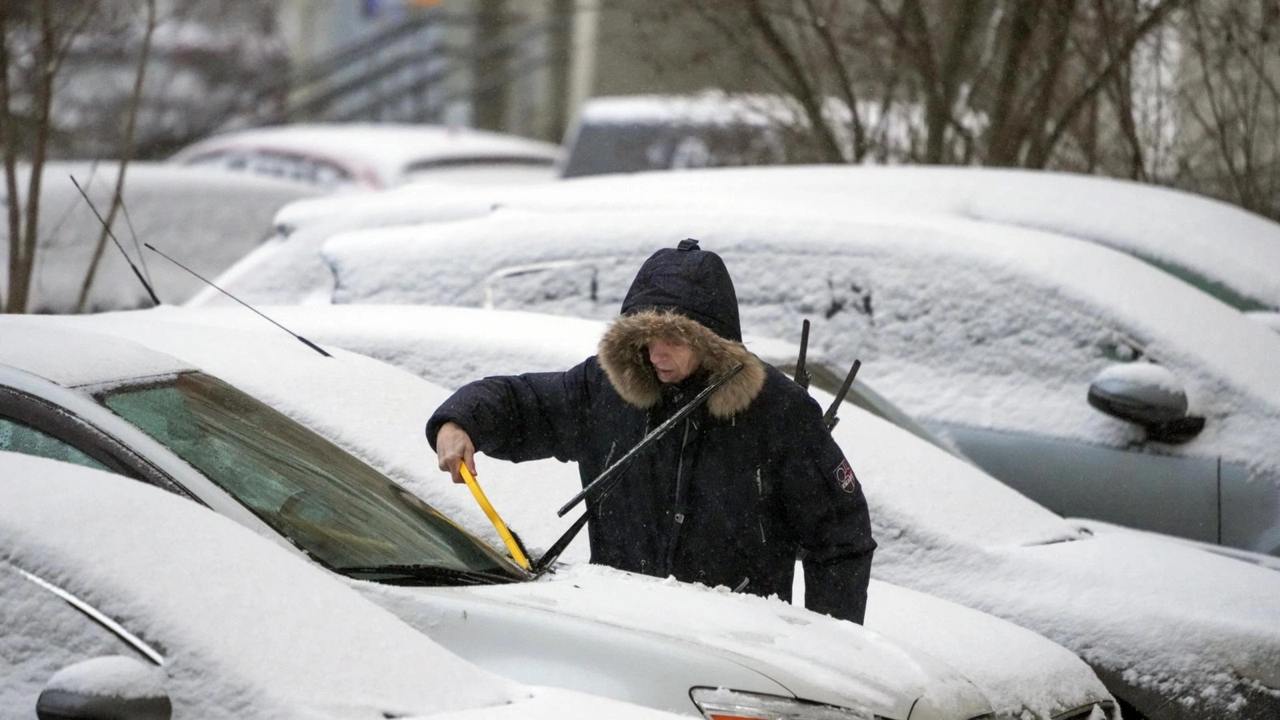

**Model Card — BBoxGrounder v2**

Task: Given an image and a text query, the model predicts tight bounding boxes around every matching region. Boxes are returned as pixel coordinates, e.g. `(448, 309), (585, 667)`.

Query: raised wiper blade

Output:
(335, 564), (522, 586)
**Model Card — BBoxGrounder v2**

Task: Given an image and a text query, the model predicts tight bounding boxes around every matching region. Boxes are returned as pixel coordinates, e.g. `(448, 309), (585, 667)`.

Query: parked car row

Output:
(15, 116), (1280, 720)
(7, 309), (1280, 719)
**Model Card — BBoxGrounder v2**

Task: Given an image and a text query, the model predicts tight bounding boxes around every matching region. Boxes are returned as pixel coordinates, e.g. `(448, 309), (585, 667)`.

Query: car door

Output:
(0, 385), (190, 498)
(937, 422), (1221, 543)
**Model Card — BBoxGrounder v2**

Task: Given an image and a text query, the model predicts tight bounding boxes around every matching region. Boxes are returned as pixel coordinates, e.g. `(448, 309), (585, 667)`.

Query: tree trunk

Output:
(75, 0), (156, 313)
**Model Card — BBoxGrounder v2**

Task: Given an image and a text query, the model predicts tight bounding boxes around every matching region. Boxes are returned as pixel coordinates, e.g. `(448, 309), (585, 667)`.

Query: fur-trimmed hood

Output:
(598, 309), (766, 418)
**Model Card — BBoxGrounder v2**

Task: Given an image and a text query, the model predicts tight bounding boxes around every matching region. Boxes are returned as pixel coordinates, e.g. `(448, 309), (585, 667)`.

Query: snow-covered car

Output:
(1, 161), (318, 312)
(0, 452), (687, 720)
(0, 319), (1022, 720)
(551, 165), (1280, 322)
(560, 91), (841, 178)
(169, 123), (562, 191)
(54, 304), (1280, 720)
(200, 163), (1280, 331)
(313, 206), (1280, 561)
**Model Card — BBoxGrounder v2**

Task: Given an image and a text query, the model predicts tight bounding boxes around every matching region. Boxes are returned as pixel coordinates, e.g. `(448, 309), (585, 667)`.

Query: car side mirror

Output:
(1087, 363), (1204, 443)
(37, 656), (171, 720)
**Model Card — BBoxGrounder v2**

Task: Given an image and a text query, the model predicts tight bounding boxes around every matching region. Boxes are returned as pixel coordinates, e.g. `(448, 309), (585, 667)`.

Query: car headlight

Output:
(689, 687), (879, 720)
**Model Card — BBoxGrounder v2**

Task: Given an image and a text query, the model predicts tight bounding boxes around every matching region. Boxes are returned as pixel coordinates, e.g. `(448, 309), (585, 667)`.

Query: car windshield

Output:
(781, 361), (966, 458)
(97, 372), (524, 583)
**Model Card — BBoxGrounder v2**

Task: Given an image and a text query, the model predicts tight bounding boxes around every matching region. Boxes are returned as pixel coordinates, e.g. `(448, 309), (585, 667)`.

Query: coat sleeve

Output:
(776, 392), (876, 624)
(426, 359), (594, 464)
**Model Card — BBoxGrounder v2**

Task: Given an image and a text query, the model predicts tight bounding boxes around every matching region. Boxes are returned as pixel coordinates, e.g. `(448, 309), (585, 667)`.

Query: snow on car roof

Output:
(529, 165), (1280, 312)
(0, 452), (523, 717)
(577, 91), (812, 127)
(323, 206), (1280, 406)
(0, 321), (193, 387)
(170, 123), (561, 186)
(265, 164), (1280, 313)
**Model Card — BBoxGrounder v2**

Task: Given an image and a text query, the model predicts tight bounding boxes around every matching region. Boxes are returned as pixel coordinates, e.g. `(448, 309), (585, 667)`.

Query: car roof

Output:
(170, 123), (562, 186)
(276, 164), (1280, 312)
(0, 320), (194, 387)
(320, 205), (1280, 410)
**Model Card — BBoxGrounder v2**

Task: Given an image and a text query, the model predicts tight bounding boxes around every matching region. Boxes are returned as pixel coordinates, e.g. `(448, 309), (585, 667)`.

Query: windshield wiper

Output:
(335, 564), (522, 587)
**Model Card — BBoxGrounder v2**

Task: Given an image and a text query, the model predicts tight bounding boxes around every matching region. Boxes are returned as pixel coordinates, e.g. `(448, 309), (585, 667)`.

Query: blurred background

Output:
(4, 0), (1280, 312)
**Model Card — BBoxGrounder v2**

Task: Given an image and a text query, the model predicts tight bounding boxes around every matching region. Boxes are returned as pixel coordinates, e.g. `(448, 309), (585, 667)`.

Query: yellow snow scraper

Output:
(459, 463), (532, 571)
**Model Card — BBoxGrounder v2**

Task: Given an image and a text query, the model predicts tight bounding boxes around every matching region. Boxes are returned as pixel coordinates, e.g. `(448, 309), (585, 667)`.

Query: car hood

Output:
(880, 528), (1280, 716)
(362, 564), (991, 720)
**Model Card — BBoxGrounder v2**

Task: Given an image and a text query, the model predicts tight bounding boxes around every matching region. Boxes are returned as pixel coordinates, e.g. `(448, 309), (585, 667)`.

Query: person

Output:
(428, 239), (875, 623)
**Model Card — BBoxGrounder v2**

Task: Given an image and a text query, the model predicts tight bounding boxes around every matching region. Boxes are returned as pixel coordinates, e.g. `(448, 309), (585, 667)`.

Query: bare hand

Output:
(436, 422), (477, 484)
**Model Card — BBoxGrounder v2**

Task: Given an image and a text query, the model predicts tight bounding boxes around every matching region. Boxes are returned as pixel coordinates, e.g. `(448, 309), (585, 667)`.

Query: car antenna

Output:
(532, 363), (745, 574)
(143, 242), (332, 358)
(794, 318), (811, 389)
(69, 175), (161, 307)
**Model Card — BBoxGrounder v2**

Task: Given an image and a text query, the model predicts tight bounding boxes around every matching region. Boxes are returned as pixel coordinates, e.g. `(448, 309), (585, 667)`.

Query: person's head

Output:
(598, 239), (766, 418)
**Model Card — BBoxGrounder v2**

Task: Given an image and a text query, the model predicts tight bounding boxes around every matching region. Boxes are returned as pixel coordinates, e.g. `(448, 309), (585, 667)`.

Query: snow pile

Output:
(0, 453), (525, 719)
(0, 161), (317, 313)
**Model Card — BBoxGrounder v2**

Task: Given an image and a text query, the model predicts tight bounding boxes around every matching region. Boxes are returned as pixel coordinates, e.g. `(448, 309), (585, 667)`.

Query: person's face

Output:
(648, 337), (701, 384)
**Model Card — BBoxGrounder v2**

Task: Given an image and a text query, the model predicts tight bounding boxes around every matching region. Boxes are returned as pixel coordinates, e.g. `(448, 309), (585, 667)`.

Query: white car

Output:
(126, 299), (1280, 720)
(195, 165), (1280, 329)
(169, 123), (562, 191)
(0, 318), (1017, 720)
(0, 452), (687, 720)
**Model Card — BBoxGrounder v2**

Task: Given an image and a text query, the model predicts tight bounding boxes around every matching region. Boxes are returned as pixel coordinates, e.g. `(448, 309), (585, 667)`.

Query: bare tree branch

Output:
(743, 0), (845, 162)
(1030, 0), (1182, 168)
(1, 4), (18, 309)
(802, 0), (866, 159)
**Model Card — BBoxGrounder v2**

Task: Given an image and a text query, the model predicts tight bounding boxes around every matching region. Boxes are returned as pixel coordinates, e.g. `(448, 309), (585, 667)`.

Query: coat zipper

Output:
(664, 418), (694, 575)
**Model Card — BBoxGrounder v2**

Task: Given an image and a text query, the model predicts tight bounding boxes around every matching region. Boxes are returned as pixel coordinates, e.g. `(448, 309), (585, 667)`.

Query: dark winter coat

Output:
(428, 240), (876, 623)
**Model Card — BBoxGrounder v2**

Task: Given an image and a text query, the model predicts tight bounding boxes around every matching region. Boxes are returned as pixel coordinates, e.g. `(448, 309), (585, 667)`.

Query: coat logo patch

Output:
(834, 458), (858, 493)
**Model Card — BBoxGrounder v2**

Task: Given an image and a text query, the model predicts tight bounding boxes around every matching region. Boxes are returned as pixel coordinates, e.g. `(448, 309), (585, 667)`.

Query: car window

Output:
(185, 149), (356, 189)
(563, 121), (797, 178)
(96, 372), (522, 579)
(1125, 251), (1273, 312)
(790, 363), (965, 457)
(0, 563), (151, 715)
(0, 415), (109, 472)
